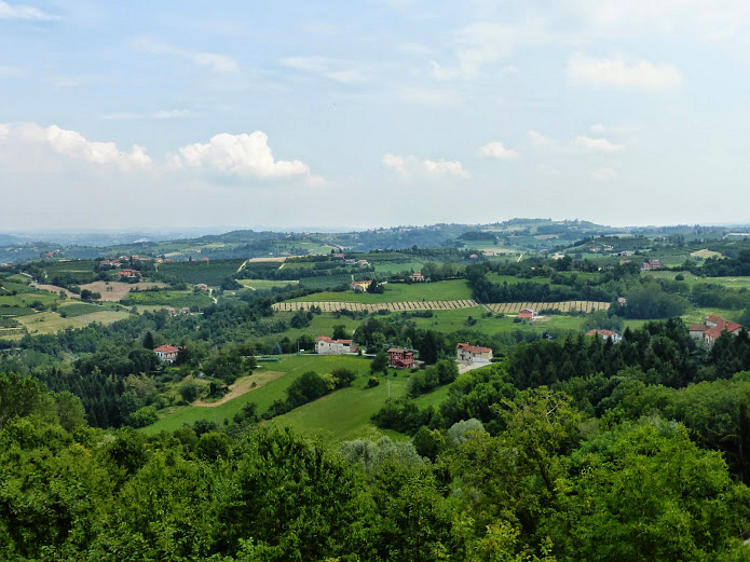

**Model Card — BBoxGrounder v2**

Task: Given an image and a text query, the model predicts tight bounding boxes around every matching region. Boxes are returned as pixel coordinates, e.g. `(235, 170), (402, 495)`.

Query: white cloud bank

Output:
(478, 141), (519, 160)
(0, 0), (56, 20)
(567, 54), (682, 90)
(383, 153), (469, 179)
(174, 131), (311, 179)
(574, 135), (623, 152)
(5, 123), (151, 170)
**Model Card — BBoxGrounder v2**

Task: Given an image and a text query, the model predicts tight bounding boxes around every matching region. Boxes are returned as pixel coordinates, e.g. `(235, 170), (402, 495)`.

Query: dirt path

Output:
(193, 370), (285, 407)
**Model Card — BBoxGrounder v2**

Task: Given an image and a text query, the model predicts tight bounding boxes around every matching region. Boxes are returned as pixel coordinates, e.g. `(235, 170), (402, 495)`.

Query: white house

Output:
(154, 344), (179, 363)
(585, 329), (622, 343)
(315, 336), (358, 355)
(456, 343), (493, 364)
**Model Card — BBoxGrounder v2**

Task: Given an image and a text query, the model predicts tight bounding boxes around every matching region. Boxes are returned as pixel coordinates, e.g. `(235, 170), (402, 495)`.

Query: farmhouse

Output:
(410, 272), (425, 282)
(388, 347), (414, 369)
(456, 343), (493, 363)
(585, 329), (622, 343)
(352, 280), (372, 292)
(518, 308), (538, 320)
(154, 344), (179, 363)
(194, 283), (209, 291)
(641, 259), (664, 272)
(117, 268), (141, 279)
(315, 336), (358, 355)
(690, 315), (744, 347)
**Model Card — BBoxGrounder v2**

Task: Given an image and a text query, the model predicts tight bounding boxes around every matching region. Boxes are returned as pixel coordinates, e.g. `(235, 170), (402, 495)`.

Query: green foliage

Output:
(371, 349), (388, 373)
(126, 405), (158, 428)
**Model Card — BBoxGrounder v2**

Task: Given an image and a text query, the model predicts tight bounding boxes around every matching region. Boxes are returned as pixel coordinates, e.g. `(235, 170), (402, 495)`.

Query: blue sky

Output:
(1, 0), (749, 231)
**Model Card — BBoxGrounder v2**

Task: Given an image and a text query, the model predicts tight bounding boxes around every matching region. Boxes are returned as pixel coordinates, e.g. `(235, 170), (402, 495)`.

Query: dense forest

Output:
(3, 366), (750, 560)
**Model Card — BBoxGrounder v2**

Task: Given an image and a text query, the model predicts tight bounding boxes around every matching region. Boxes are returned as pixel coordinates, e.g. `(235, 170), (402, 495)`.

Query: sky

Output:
(1, 0), (749, 232)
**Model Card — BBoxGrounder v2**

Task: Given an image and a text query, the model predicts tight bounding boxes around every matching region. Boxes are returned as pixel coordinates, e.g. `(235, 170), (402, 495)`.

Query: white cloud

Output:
(0, 0), (57, 20)
(431, 21), (549, 80)
(567, 53), (682, 91)
(0, 123), (9, 140)
(192, 52), (238, 73)
(383, 153), (470, 179)
(478, 141), (519, 160)
(591, 167), (618, 181)
(574, 135), (623, 152)
(566, 0), (750, 44)
(175, 131), (311, 179)
(132, 37), (238, 73)
(8, 123), (151, 170)
(280, 56), (366, 83)
(102, 109), (196, 120)
(590, 123), (606, 133)
(527, 130), (555, 147)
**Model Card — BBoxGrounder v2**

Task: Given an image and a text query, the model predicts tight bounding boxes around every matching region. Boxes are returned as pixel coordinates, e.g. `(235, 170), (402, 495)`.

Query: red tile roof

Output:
(315, 336), (353, 344)
(154, 344), (179, 354)
(707, 315), (742, 332)
(457, 343), (492, 354)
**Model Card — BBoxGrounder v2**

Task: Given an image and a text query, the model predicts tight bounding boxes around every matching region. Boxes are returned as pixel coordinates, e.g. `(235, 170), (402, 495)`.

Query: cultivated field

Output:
(487, 301), (611, 314)
(275, 299), (610, 315)
(274, 299), (479, 313)
(15, 310), (132, 334)
(291, 279), (474, 303)
(79, 281), (169, 302)
(238, 279), (299, 290)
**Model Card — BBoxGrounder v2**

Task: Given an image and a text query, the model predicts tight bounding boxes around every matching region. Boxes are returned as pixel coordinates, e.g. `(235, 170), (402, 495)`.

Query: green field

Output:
(14, 310), (132, 334)
(121, 289), (214, 308)
(158, 259), (246, 285)
(256, 312), (361, 345)
(143, 353), (465, 444)
(405, 307), (588, 335)
(372, 261), (424, 274)
(291, 279), (473, 304)
(644, 271), (750, 290)
(239, 278), (299, 290)
(57, 302), (107, 317)
(142, 355), (386, 435)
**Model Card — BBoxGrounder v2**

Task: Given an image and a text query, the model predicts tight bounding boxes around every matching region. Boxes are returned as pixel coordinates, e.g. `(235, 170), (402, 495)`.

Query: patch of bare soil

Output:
(193, 370), (285, 407)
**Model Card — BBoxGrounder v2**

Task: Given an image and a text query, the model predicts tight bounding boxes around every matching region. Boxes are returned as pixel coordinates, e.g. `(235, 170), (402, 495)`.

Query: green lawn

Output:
(406, 307), (588, 335)
(373, 261), (424, 274)
(290, 279), (473, 304)
(14, 310), (132, 334)
(273, 369), (411, 443)
(121, 289), (214, 308)
(644, 271), (750, 290)
(238, 279), (299, 290)
(255, 312), (362, 346)
(142, 355), (376, 435)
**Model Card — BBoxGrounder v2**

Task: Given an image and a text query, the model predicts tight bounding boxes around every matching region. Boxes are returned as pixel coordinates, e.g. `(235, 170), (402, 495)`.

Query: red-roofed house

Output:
(456, 343), (493, 364)
(411, 272), (425, 282)
(585, 329), (622, 343)
(690, 315), (744, 347)
(315, 336), (358, 355)
(154, 344), (179, 363)
(352, 280), (372, 293)
(117, 268), (141, 279)
(641, 259), (664, 272)
(518, 308), (538, 320)
(387, 348), (414, 369)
